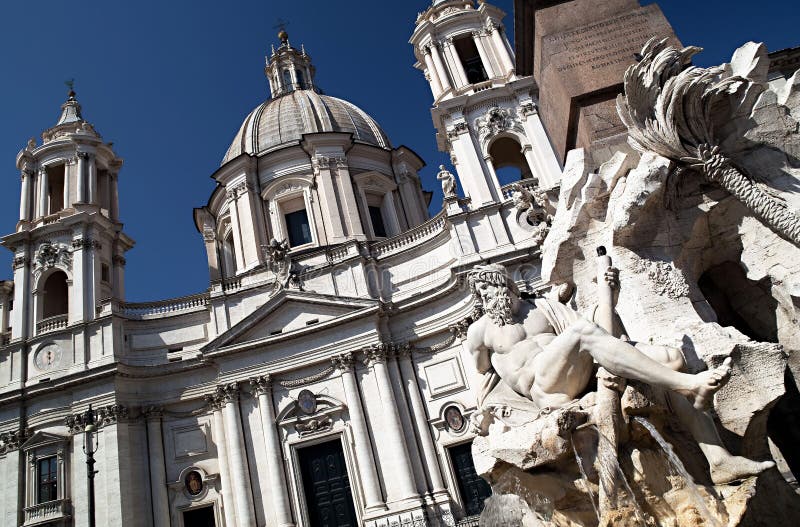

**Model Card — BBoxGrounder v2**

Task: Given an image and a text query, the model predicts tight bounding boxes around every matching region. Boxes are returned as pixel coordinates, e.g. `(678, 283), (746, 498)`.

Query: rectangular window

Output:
(285, 209), (312, 247)
(37, 456), (58, 504)
(369, 206), (387, 238)
(47, 164), (65, 214)
(101, 263), (110, 284)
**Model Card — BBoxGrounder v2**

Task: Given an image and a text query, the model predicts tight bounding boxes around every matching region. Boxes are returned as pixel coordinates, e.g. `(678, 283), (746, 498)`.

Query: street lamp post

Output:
(83, 404), (98, 527)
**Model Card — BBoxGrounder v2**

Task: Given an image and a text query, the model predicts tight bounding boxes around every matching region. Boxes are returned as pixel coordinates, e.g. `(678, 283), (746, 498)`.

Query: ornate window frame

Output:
(263, 176), (318, 250)
(168, 465), (223, 527)
(352, 171), (401, 239)
(21, 431), (71, 526)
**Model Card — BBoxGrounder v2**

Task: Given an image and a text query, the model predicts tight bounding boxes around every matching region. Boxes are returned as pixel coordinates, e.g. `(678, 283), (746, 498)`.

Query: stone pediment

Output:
(203, 290), (379, 351)
(21, 430), (67, 450)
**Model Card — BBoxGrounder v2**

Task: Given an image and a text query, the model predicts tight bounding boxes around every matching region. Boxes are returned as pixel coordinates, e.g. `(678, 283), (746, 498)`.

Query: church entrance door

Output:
(450, 441), (492, 517)
(298, 438), (358, 527)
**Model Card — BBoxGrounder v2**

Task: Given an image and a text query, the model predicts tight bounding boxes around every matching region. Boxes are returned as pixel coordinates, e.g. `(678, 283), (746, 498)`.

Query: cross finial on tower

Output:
(273, 18), (290, 45)
(64, 78), (75, 98)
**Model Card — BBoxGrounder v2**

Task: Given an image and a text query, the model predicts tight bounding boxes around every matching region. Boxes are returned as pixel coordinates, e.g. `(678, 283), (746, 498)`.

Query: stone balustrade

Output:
(36, 314), (68, 334)
(24, 498), (70, 524)
(116, 293), (210, 319)
(372, 211), (447, 258)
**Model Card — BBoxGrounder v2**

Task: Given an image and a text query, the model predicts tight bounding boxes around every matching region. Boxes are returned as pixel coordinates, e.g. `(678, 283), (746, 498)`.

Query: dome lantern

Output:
(265, 30), (316, 99)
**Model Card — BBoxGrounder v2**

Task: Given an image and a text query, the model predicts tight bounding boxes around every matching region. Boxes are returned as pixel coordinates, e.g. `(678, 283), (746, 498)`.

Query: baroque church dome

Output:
(221, 89), (391, 165)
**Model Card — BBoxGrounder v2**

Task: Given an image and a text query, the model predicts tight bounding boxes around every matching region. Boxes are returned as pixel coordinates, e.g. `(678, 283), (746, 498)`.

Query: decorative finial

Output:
(64, 78), (76, 99)
(274, 18), (289, 45)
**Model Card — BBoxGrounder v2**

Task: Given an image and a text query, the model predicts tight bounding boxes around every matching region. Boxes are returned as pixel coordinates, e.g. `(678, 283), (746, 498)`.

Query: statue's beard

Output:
(485, 290), (514, 326)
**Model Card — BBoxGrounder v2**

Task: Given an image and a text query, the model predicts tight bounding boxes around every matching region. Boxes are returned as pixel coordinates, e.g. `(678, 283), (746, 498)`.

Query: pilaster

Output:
(251, 375), (295, 527)
(331, 352), (386, 512)
(144, 407), (170, 527)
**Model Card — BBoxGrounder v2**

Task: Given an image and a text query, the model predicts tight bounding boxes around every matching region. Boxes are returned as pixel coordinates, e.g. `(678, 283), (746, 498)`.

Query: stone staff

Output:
(594, 246), (623, 512)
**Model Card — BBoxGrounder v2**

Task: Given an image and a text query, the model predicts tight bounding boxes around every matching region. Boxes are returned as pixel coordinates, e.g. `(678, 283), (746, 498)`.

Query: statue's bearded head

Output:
(468, 264), (520, 326)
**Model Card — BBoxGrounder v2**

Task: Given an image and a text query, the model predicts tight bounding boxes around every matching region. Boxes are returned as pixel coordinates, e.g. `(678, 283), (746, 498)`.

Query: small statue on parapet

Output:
(437, 164), (457, 199)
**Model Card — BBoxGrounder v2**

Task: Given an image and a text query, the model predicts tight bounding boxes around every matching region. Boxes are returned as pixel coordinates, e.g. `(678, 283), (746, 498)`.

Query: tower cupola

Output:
(265, 30), (317, 98)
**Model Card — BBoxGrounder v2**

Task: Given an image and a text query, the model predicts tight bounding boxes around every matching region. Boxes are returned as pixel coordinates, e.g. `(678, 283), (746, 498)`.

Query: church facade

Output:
(0, 1), (560, 526)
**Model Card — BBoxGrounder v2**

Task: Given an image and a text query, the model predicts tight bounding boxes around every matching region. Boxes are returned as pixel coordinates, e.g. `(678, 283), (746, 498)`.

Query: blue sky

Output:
(0, 1), (797, 301)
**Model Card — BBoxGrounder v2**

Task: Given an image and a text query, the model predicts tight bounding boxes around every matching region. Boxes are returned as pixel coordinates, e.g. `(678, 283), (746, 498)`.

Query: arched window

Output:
(222, 230), (237, 277)
(295, 69), (306, 90)
(454, 36), (488, 84)
(47, 164), (65, 214)
(283, 70), (294, 92)
(42, 271), (68, 319)
(489, 136), (533, 186)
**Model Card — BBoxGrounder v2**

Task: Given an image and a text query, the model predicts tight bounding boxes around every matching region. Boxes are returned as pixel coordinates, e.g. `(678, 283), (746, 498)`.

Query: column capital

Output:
(76, 151), (92, 160)
(250, 375), (273, 396)
(0, 428), (28, 454)
(207, 382), (240, 408)
(362, 343), (392, 366)
(331, 352), (355, 372)
(144, 406), (164, 420)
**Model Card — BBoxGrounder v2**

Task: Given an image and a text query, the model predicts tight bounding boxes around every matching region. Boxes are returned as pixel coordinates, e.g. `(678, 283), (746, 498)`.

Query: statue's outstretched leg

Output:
(663, 388), (775, 484)
(560, 318), (732, 410)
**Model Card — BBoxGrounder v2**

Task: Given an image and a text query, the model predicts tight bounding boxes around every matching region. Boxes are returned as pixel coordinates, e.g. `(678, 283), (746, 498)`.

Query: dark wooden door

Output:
(450, 441), (492, 517)
(183, 505), (216, 527)
(298, 439), (358, 527)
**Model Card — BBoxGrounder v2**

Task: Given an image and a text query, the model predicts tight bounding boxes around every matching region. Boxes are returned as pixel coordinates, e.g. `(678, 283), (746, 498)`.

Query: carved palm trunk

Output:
(701, 152), (800, 245)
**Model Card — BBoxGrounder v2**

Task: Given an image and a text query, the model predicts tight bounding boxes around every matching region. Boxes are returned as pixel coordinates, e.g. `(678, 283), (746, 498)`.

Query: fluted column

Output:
(472, 30), (496, 78)
(37, 167), (48, 218)
(145, 407), (171, 526)
(364, 345), (419, 503)
(332, 353), (386, 511)
(430, 42), (452, 93)
(208, 395), (237, 527)
(422, 46), (444, 97)
(214, 383), (256, 527)
(251, 376), (295, 527)
(19, 169), (32, 221)
(443, 38), (469, 89)
(396, 347), (447, 494)
(489, 23), (514, 75)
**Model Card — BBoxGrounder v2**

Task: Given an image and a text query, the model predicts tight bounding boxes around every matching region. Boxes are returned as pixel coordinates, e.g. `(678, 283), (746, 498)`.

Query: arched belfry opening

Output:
(42, 271), (68, 319)
(489, 136), (532, 186)
(454, 36), (488, 85)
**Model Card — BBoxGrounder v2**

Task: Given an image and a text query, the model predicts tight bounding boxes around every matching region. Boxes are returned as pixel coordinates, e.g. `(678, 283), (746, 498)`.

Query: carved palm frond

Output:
(617, 38), (800, 246)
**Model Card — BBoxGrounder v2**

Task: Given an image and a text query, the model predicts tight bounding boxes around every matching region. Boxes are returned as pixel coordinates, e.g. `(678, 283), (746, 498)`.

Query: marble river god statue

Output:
(466, 264), (774, 525)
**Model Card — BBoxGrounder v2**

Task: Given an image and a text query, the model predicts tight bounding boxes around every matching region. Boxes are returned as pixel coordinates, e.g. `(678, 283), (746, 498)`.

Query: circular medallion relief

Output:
(444, 405), (465, 433)
(34, 344), (62, 371)
(185, 470), (204, 496)
(297, 389), (317, 415)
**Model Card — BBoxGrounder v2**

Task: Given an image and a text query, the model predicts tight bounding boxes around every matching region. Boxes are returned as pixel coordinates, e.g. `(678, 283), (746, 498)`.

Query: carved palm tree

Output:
(617, 38), (800, 246)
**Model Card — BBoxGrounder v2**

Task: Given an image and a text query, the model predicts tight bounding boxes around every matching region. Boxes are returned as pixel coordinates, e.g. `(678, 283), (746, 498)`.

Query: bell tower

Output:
(410, 0), (562, 208)
(1, 88), (134, 343)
